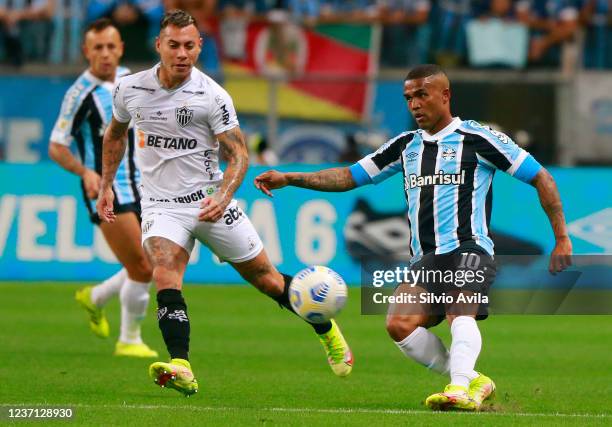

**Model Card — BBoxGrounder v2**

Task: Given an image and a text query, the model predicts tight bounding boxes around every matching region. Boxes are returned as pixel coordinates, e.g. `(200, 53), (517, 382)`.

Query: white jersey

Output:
(112, 64), (239, 209)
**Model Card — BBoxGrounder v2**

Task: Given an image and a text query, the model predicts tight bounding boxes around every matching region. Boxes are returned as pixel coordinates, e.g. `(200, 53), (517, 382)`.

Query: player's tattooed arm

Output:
(254, 167), (356, 197)
(217, 126), (248, 205)
(531, 168), (573, 273)
(96, 117), (129, 223)
(199, 127), (248, 222)
(287, 168), (356, 192)
(101, 117), (129, 189)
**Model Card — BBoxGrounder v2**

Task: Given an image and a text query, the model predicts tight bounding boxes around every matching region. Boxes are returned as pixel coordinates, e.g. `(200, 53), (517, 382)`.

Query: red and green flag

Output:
(223, 23), (378, 122)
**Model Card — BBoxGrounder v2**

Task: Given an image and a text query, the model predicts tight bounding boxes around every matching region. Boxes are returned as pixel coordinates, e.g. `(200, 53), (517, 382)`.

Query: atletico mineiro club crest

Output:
(176, 106), (194, 128)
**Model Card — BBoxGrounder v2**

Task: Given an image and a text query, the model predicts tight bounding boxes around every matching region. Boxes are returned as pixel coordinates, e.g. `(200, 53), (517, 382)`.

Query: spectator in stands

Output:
(516, 0), (579, 67)
(248, 132), (279, 165)
(578, 0), (611, 69)
(87, 0), (163, 61)
(319, 0), (380, 23)
(473, 0), (516, 19)
(378, 0), (431, 67)
(432, 0), (472, 67)
(339, 133), (362, 163)
(219, 0), (251, 60)
(466, 0), (529, 68)
(0, 0), (54, 66)
(287, 0), (319, 26)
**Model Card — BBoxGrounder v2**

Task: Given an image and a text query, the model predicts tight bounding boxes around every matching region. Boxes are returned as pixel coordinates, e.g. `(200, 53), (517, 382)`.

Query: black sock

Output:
(157, 289), (190, 361)
(274, 273), (332, 335)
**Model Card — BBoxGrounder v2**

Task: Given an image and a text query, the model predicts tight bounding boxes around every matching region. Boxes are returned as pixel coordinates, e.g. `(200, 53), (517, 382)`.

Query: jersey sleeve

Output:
(209, 86), (239, 135)
(50, 84), (87, 147)
(112, 79), (132, 123)
(471, 123), (542, 183)
(349, 133), (413, 187)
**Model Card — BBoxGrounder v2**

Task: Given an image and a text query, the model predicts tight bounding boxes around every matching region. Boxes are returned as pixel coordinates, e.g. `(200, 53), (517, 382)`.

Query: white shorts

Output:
(141, 200), (264, 263)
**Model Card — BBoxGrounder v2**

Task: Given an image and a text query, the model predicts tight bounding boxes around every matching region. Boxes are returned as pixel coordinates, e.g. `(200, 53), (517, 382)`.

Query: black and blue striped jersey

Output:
(350, 117), (542, 260)
(50, 67), (140, 215)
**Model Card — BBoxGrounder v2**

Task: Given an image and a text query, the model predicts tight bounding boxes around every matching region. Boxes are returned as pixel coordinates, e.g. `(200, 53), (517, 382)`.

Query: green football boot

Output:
(469, 372), (496, 405)
(149, 358), (198, 397)
(317, 319), (353, 377)
(75, 286), (109, 338)
(425, 384), (479, 411)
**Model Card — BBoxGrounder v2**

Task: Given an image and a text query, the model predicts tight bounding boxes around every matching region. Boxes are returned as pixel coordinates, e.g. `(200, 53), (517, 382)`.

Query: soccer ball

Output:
(289, 266), (348, 324)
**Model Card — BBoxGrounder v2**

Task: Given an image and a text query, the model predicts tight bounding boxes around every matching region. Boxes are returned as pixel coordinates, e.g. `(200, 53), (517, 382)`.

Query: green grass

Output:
(0, 283), (610, 426)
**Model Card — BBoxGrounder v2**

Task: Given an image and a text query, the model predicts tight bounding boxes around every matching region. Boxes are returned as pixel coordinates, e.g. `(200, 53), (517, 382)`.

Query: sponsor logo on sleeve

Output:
(489, 128), (510, 144)
(220, 105), (230, 126)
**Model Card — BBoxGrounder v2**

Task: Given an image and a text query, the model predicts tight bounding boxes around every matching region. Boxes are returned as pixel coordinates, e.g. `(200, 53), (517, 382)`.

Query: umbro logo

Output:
(406, 152), (418, 162)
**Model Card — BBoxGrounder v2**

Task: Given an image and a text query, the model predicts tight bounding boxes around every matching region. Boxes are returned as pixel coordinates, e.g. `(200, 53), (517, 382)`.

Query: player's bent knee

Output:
(152, 267), (181, 291)
(126, 257), (153, 283)
(386, 315), (422, 342)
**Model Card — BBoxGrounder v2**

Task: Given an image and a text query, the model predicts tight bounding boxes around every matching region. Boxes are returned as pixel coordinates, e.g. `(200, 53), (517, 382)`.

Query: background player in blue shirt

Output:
(48, 19), (157, 358)
(254, 64), (573, 411)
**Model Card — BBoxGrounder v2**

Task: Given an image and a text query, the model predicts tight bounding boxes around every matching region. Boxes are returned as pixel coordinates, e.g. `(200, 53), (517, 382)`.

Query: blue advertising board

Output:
(0, 163), (609, 284)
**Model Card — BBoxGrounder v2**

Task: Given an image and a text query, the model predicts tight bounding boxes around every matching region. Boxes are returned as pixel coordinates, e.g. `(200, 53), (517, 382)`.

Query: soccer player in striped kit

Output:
(255, 64), (573, 411)
(49, 18), (157, 358)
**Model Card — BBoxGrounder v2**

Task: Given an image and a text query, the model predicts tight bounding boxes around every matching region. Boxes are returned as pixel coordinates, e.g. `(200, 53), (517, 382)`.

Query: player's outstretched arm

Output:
(199, 126), (248, 222)
(254, 167), (356, 197)
(530, 167), (573, 274)
(96, 116), (129, 223)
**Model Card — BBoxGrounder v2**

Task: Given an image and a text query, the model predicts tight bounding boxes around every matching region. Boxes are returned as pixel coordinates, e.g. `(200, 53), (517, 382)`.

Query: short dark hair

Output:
(160, 9), (198, 31)
(84, 18), (115, 39)
(405, 64), (447, 81)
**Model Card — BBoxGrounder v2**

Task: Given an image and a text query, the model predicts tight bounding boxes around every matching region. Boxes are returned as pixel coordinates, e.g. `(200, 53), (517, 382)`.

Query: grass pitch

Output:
(0, 282), (610, 426)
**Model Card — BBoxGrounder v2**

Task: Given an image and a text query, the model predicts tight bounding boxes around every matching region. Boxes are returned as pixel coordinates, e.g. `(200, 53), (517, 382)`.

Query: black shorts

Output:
(89, 201), (141, 225)
(410, 241), (497, 324)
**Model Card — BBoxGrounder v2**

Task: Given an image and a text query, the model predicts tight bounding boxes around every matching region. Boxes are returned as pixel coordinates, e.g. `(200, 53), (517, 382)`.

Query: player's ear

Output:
(442, 87), (451, 105)
(155, 36), (161, 54)
(82, 43), (90, 61)
(118, 40), (125, 58)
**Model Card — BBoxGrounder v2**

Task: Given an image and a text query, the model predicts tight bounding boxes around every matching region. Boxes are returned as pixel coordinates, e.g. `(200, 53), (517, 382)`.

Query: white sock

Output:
(91, 269), (127, 307)
(450, 316), (481, 388)
(395, 327), (450, 375)
(119, 278), (151, 344)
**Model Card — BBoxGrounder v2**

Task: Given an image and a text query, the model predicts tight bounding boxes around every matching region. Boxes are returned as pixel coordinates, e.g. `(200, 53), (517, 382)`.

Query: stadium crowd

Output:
(0, 0), (610, 70)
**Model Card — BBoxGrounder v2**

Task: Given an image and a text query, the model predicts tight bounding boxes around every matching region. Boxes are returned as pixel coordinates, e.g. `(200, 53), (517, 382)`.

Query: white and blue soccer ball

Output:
(289, 266), (348, 324)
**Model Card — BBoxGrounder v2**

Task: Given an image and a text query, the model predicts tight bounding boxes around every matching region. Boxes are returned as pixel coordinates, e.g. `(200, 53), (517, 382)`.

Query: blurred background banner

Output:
(224, 22), (377, 122)
(0, 75), (573, 165)
(1, 163), (609, 283)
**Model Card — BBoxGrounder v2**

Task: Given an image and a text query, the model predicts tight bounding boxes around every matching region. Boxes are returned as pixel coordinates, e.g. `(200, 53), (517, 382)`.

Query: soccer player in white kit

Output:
(96, 9), (353, 396)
